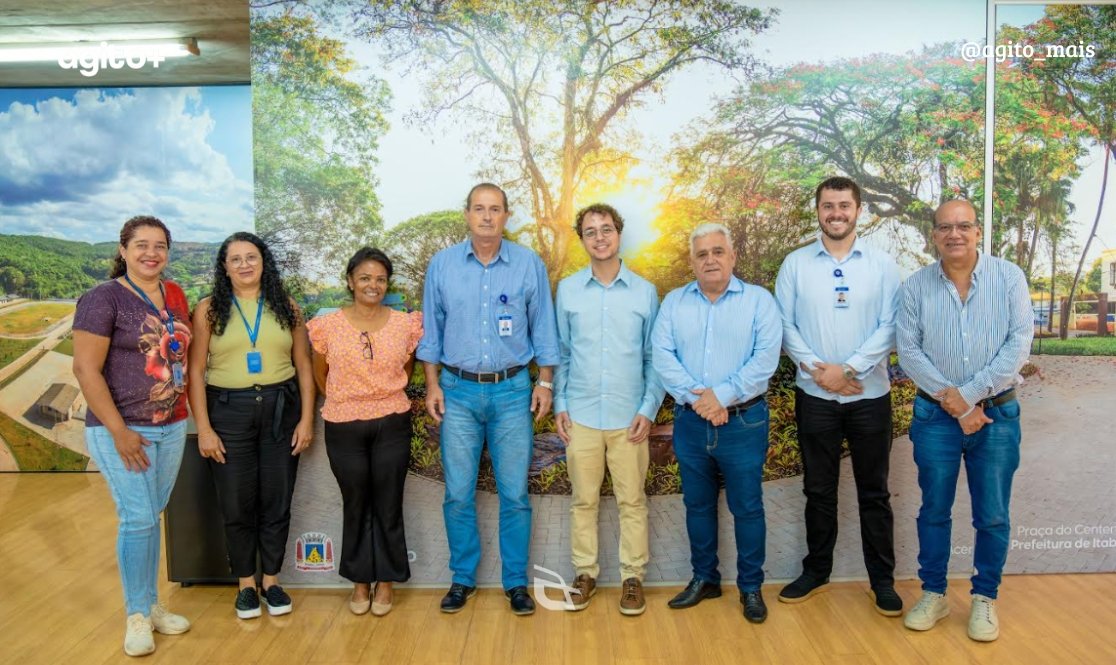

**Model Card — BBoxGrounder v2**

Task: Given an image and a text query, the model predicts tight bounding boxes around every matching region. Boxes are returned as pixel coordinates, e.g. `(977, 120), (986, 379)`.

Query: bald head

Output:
(935, 199), (976, 224)
(932, 198), (981, 263)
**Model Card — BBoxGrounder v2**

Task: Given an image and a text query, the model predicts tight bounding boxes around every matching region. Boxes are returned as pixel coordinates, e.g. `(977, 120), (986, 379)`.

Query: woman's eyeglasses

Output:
(360, 331), (374, 361)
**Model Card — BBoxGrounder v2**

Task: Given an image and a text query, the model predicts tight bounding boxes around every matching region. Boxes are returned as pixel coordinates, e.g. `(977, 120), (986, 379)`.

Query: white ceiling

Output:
(0, 0), (250, 87)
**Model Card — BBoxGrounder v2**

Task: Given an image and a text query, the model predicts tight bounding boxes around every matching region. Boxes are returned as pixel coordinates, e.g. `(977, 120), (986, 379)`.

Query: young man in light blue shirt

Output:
(554, 203), (664, 616)
(774, 176), (903, 616)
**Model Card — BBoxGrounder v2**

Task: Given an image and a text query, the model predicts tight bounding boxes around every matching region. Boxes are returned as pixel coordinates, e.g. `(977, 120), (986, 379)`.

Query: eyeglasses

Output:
(581, 225), (617, 240)
(933, 222), (978, 235)
(227, 254), (262, 268)
(360, 331), (374, 361)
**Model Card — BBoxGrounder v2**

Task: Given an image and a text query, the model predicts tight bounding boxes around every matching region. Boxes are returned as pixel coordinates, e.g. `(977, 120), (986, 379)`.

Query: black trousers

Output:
(795, 388), (895, 588)
(207, 380), (301, 578)
(325, 411), (412, 584)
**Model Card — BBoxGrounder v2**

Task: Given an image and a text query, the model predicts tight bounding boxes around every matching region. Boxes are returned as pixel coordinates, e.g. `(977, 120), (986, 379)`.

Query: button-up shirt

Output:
(651, 276), (782, 407)
(775, 237), (900, 402)
(553, 263), (665, 430)
(417, 239), (559, 371)
(897, 253), (1033, 407)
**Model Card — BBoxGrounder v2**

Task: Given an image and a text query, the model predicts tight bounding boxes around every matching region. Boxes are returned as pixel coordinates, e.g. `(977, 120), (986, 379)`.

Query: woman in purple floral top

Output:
(72, 216), (193, 657)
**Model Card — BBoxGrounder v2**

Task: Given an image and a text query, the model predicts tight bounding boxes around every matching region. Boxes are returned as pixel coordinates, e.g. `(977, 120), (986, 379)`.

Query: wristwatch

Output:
(841, 365), (856, 380)
(536, 379), (554, 390)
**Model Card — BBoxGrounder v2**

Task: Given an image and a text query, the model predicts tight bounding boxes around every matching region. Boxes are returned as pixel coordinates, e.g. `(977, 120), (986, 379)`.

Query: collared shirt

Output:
(651, 276), (782, 407)
(417, 239), (559, 372)
(775, 237), (900, 402)
(553, 263), (665, 430)
(897, 253), (1033, 407)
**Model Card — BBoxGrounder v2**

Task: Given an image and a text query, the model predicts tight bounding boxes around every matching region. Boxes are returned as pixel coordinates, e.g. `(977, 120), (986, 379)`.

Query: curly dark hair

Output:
(206, 232), (299, 335)
(574, 203), (625, 238)
(110, 215), (172, 278)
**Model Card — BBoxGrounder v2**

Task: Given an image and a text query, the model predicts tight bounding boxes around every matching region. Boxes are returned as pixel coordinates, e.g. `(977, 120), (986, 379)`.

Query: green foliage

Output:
(533, 461), (568, 493)
(0, 410), (88, 471)
(52, 335), (74, 357)
(349, 0), (776, 280)
(0, 337), (41, 370)
(1031, 336), (1116, 356)
(382, 210), (468, 304)
(1086, 258), (1103, 294)
(0, 234), (217, 304)
(251, 11), (392, 277)
(409, 433), (439, 469)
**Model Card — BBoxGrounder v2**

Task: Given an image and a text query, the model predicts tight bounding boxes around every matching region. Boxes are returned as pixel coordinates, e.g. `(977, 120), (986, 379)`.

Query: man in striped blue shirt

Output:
(554, 203), (664, 616)
(652, 222), (782, 623)
(774, 177), (903, 616)
(418, 183), (560, 616)
(897, 199), (1033, 642)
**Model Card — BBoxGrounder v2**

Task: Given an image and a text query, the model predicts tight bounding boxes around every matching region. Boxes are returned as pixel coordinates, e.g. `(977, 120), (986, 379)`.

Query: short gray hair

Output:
(689, 222), (733, 254)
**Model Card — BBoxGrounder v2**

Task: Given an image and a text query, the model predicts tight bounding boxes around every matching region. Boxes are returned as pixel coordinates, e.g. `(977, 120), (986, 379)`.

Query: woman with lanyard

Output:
(187, 231), (315, 620)
(73, 216), (193, 657)
(307, 247), (422, 617)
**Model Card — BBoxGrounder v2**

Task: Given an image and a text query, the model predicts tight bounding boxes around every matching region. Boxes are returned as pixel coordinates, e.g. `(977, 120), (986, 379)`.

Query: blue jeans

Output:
(672, 401), (770, 592)
(439, 369), (533, 589)
(910, 396), (1021, 599)
(86, 420), (187, 616)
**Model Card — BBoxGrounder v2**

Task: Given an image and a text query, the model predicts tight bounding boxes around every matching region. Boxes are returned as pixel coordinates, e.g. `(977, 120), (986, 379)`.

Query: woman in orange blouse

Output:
(307, 247), (421, 617)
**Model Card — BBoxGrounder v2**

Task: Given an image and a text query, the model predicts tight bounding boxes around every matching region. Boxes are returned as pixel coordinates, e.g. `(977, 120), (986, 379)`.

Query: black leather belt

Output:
(916, 388), (1016, 409)
(443, 364), (525, 384)
(681, 393), (764, 416)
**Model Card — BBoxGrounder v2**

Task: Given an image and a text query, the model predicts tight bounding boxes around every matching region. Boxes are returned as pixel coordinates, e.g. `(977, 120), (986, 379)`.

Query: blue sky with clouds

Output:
(0, 85), (253, 243)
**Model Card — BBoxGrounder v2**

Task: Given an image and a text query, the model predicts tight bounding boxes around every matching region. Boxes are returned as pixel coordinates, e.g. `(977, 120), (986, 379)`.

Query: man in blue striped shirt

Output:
(554, 203), (664, 616)
(897, 199), (1033, 642)
(652, 222), (782, 623)
(417, 183), (560, 616)
(774, 177), (903, 616)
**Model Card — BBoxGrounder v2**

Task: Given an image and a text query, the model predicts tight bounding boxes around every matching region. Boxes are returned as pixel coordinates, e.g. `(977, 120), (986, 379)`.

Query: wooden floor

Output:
(2, 473), (1114, 665)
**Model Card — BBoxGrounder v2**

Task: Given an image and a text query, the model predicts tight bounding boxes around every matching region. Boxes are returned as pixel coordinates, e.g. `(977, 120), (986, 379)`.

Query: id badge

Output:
(171, 362), (185, 388)
(246, 350), (263, 374)
(498, 314), (513, 337)
(835, 286), (850, 308)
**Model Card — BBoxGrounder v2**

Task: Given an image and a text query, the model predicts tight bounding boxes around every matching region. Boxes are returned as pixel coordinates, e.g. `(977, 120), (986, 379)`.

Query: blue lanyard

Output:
(123, 274), (180, 352)
(232, 296), (264, 348)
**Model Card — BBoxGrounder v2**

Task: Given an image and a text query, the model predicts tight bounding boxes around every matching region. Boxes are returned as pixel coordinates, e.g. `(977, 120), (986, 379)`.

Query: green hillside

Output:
(0, 234), (220, 304)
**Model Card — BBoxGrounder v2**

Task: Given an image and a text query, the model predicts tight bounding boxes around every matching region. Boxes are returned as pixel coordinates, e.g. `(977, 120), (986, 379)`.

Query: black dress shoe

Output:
(505, 586), (535, 615)
(440, 583), (477, 613)
(741, 590), (768, 623)
(667, 579), (722, 609)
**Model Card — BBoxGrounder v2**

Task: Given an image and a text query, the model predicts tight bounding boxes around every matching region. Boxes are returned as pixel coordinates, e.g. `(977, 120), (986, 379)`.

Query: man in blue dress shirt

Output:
(897, 199), (1033, 642)
(417, 183), (560, 616)
(554, 203), (664, 616)
(774, 177), (903, 616)
(651, 222), (782, 623)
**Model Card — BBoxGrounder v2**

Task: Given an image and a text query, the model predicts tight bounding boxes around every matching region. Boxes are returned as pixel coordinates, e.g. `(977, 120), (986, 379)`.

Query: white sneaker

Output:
(903, 591), (950, 631)
(968, 594), (1000, 642)
(123, 613), (155, 657)
(150, 602), (191, 635)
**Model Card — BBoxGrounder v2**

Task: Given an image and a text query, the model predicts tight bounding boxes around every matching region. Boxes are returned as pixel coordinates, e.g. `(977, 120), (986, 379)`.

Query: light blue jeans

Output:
(439, 369), (533, 590)
(910, 396), (1021, 599)
(86, 420), (187, 616)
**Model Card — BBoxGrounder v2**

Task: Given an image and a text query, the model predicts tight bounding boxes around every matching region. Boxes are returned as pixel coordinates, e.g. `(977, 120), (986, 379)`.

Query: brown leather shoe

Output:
(569, 574), (596, 611)
(619, 578), (646, 616)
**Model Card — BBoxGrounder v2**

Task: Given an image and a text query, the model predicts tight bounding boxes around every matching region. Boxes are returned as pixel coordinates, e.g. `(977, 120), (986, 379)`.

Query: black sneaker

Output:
(261, 585), (293, 616)
(778, 573), (829, 604)
(440, 583), (477, 613)
(871, 586), (903, 617)
(235, 587), (261, 620)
